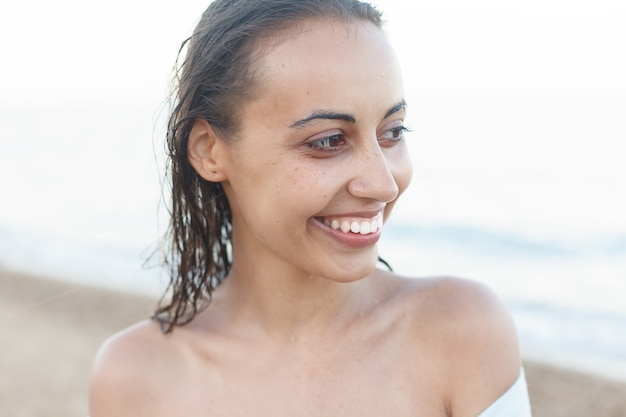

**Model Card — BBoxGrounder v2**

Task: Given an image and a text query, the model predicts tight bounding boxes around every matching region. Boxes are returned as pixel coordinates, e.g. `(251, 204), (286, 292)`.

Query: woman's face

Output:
(217, 19), (412, 281)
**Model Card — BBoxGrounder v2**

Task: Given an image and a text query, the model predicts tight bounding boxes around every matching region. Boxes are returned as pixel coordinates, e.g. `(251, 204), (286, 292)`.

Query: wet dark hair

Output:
(155, 0), (383, 333)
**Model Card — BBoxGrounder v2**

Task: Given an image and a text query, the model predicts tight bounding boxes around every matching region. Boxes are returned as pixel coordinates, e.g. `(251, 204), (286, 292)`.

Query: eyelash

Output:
(306, 125), (410, 153)
(380, 126), (410, 144)
(306, 133), (346, 152)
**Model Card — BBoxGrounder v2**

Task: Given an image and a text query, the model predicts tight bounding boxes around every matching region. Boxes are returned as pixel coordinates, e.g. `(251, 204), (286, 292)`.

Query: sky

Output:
(1, 0), (625, 106)
(0, 1), (208, 105)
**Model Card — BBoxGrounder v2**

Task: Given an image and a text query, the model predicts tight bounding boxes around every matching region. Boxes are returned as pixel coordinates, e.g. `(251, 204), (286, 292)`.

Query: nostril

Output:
(347, 172), (399, 203)
(345, 145), (402, 202)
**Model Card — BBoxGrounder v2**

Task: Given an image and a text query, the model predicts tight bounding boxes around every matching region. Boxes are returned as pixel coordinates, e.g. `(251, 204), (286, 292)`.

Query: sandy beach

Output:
(1, 267), (625, 417)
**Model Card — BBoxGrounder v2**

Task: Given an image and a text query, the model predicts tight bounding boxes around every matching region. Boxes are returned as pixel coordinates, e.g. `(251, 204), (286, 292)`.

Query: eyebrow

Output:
(384, 100), (407, 119)
(288, 99), (407, 129)
(289, 111), (356, 128)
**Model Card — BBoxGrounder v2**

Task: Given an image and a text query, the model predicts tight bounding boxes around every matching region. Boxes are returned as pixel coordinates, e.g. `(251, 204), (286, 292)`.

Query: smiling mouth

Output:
(320, 212), (383, 235)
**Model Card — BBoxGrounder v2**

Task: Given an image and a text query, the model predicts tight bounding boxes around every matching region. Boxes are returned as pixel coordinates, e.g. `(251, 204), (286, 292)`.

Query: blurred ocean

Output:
(1, 94), (625, 381)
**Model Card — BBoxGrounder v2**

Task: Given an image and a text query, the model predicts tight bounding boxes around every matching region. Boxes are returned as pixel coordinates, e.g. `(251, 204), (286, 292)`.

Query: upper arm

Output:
(89, 321), (162, 417)
(434, 278), (522, 417)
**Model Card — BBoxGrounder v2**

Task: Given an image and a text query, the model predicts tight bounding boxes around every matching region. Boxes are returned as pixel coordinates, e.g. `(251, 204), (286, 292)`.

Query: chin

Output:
(322, 257), (379, 283)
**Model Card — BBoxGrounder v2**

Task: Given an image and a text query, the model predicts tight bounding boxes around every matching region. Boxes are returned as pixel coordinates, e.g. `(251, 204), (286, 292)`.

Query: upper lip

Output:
(316, 208), (384, 219)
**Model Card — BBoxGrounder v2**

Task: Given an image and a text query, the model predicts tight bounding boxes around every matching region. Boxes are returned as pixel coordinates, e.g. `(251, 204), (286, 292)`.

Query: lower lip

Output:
(312, 218), (382, 248)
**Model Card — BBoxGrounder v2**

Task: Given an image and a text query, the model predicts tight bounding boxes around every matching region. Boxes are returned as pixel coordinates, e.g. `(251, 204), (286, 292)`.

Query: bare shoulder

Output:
(381, 273), (522, 417)
(408, 275), (518, 337)
(89, 319), (176, 417)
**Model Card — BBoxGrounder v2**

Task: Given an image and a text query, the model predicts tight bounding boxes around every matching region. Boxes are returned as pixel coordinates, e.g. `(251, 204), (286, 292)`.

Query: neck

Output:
(213, 259), (373, 342)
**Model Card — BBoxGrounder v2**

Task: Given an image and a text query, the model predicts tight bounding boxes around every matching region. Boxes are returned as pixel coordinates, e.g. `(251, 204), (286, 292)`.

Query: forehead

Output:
(263, 19), (398, 87)
(241, 19), (403, 125)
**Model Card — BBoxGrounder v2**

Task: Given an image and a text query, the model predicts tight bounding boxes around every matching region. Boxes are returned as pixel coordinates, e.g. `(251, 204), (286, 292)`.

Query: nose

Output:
(347, 144), (399, 203)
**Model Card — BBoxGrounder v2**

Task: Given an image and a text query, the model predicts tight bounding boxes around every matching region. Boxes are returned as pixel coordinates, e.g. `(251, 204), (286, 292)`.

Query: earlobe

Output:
(187, 119), (228, 182)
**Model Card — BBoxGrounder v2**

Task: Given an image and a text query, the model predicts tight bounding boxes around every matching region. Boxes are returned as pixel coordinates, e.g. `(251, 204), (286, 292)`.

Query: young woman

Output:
(90, 1), (531, 416)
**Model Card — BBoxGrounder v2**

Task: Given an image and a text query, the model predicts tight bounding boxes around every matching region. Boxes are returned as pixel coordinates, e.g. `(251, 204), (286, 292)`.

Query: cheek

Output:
(391, 147), (413, 196)
(229, 158), (327, 222)
(381, 150), (412, 221)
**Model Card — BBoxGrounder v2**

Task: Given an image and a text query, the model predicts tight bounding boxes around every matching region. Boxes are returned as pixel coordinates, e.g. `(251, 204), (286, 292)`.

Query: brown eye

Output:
(379, 126), (408, 143)
(307, 133), (346, 152)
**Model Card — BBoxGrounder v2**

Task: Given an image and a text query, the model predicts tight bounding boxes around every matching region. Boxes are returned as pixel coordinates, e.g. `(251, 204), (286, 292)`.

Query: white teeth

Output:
(324, 213), (384, 235)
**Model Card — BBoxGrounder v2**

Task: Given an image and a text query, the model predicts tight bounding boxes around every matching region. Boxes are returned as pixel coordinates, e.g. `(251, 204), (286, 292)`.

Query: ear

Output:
(187, 118), (229, 182)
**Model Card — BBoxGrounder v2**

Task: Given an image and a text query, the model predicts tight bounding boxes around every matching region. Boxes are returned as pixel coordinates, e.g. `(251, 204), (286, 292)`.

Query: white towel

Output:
(478, 368), (532, 417)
